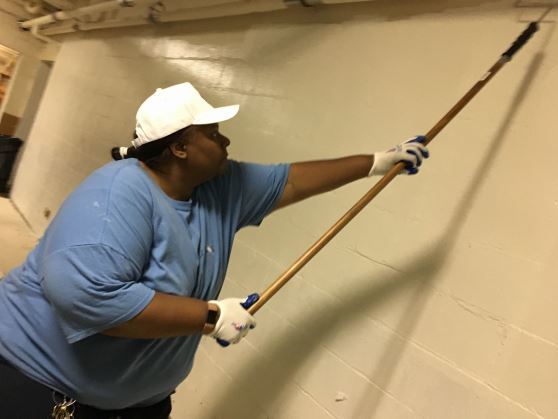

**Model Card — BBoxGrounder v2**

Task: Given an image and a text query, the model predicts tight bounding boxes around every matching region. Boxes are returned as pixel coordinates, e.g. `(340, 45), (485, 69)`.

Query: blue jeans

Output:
(0, 355), (172, 419)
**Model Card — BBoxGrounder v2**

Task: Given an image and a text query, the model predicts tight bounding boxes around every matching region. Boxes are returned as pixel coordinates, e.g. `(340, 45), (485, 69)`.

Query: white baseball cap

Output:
(133, 82), (239, 148)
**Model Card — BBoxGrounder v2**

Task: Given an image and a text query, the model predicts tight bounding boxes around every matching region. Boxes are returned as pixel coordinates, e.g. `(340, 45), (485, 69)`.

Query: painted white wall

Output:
(14, 60), (52, 140)
(10, 0), (558, 418)
(2, 55), (40, 117)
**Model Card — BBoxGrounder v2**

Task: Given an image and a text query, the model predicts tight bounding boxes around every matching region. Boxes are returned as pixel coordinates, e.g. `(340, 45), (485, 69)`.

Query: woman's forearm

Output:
(102, 292), (217, 339)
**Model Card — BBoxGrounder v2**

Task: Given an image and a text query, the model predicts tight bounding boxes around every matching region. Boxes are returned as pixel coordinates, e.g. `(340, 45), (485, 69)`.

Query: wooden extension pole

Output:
(247, 21), (540, 315)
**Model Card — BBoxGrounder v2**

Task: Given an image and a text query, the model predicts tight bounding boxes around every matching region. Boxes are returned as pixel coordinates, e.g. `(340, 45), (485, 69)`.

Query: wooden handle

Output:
(249, 21), (538, 314)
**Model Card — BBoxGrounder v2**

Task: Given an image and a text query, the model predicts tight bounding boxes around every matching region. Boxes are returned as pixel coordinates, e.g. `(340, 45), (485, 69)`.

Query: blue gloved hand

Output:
(369, 136), (429, 176)
(210, 293), (259, 347)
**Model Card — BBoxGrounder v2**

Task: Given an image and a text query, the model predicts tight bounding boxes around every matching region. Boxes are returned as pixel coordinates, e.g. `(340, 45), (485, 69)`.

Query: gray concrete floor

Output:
(0, 197), (38, 277)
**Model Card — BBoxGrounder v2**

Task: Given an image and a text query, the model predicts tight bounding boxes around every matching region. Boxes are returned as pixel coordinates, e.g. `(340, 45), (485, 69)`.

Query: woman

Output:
(0, 82), (428, 418)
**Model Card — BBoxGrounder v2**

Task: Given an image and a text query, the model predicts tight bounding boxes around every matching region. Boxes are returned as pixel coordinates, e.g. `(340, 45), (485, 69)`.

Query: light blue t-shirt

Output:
(0, 158), (289, 409)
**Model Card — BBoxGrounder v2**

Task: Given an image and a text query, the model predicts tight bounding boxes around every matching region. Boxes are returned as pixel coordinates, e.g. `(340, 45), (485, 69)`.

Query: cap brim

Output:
(192, 104), (239, 125)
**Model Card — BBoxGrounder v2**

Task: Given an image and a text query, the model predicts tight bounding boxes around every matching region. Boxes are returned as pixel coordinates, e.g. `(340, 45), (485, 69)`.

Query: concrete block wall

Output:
(2, 55), (40, 117)
(10, 0), (558, 417)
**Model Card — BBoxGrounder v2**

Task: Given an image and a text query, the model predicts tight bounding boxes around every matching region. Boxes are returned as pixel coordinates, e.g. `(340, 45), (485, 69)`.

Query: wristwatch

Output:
(203, 303), (220, 334)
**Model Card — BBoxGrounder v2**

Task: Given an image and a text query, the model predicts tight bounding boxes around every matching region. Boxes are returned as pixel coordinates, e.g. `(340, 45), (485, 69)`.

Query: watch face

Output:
(206, 309), (218, 326)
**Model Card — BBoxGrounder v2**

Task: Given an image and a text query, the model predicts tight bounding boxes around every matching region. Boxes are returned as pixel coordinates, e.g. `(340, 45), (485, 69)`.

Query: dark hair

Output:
(111, 126), (193, 169)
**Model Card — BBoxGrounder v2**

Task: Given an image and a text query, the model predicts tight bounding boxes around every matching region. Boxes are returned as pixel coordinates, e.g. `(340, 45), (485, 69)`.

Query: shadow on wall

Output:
(352, 49), (548, 417)
(201, 37), (548, 419)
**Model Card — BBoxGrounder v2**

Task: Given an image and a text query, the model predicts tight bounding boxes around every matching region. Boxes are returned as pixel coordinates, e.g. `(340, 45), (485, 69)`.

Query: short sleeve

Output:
(233, 161), (290, 229)
(41, 244), (155, 344)
(38, 162), (158, 343)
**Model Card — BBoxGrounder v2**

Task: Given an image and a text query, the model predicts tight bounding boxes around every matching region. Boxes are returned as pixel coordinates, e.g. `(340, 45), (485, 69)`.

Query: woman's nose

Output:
(221, 134), (231, 147)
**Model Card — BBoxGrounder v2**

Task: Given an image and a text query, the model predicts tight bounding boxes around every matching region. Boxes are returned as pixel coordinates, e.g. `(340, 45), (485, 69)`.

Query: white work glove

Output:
(369, 136), (429, 176)
(209, 296), (257, 345)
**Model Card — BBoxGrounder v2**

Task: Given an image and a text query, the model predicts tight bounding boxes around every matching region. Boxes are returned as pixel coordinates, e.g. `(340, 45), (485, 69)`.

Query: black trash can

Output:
(0, 135), (23, 194)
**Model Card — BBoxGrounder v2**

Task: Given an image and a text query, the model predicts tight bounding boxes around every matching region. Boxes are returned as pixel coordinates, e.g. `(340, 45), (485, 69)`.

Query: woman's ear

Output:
(170, 142), (188, 159)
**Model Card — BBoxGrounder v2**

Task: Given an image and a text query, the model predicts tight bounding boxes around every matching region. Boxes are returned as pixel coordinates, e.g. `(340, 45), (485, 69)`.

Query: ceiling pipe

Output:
(42, 16), (150, 34)
(158, 0), (291, 23)
(31, 24), (60, 43)
(34, 0), (377, 38)
(20, 0), (136, 29)
(41, 0), (278, 35)
(153, 0), (373, 27)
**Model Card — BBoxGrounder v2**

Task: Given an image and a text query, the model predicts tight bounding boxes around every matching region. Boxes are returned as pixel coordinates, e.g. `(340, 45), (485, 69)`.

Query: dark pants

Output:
(0, 356), (172, 419)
